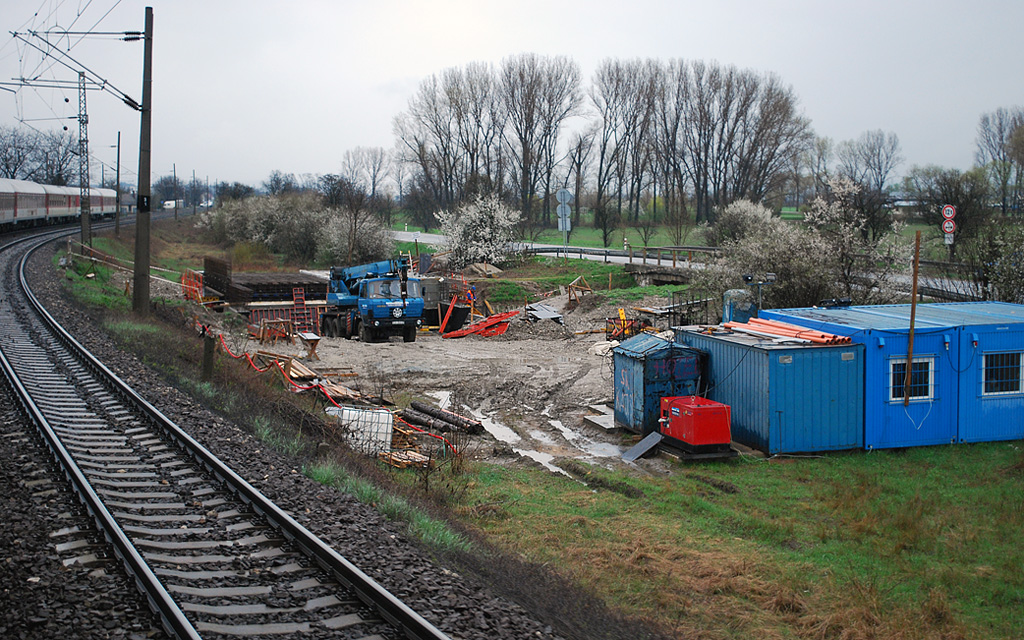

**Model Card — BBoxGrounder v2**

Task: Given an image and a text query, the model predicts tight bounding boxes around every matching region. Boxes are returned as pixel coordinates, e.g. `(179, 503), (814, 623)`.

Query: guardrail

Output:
(518, 244), (720, 266)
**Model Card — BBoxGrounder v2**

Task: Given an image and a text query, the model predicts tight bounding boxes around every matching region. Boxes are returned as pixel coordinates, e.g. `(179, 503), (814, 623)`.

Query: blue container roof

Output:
(613, 332), (691, 358)
(769, 302), (1024, 331)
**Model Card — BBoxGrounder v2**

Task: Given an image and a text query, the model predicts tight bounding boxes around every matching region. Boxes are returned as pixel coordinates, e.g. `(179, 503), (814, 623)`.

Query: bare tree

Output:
(976, 106), (1024, 216)
(565, 128), (595, 231)
(672, 61), (810, 223)
(499, 53), (581, 238)
(806, 135), (834, 198)
(263, 170), (298, 195)
(589, 59), (639, 245)
(34, 129), (78, 185)
(903, 165), (991, 260)
(340, 146), (392, 209)
(449, 62), (506, 192)
(0, 125), (38, 179)
(835, 130), (903, 241)
(652, 60), (693, 244)
(393, 73), (464, 212)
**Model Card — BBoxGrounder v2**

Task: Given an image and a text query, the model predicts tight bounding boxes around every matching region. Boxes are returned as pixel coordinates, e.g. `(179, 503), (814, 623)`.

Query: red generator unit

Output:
(659, 396), (732, 454)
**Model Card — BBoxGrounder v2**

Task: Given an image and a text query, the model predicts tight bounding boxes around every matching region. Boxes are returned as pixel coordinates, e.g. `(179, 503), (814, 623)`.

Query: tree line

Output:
(4, 55), (1023, 253)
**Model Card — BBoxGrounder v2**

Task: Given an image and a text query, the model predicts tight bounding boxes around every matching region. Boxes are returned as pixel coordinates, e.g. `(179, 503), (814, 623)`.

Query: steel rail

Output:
(0, 230), (200, 639)
(6, 229), (451, 640)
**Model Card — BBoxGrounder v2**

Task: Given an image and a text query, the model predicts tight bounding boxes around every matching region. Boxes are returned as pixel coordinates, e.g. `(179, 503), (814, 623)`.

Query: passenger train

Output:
(0, 177), (118, 229)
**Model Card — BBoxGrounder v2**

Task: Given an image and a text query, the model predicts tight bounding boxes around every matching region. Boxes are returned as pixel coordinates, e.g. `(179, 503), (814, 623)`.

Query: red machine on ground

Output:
(659, 396), (732, 454)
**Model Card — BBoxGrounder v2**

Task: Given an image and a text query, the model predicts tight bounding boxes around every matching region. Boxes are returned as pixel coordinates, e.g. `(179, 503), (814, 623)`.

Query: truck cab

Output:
(322, 258), (425, 342)
(356, 276), (424, 342)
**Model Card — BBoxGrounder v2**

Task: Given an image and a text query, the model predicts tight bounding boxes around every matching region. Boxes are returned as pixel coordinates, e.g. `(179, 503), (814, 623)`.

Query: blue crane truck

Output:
(320, 258), (425, 342)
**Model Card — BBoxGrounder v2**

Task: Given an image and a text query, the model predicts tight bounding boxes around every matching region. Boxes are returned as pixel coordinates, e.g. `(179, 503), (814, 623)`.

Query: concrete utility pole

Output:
(173, 163), (178, 220)
(114, 131), (121, 237)
(132, 6), (153, 316)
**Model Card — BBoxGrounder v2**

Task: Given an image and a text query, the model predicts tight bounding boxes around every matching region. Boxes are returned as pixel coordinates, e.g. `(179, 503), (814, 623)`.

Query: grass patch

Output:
(60, 254), (130, 311)
(457, 443), (1022, 638)
(304, 460), (470, 552)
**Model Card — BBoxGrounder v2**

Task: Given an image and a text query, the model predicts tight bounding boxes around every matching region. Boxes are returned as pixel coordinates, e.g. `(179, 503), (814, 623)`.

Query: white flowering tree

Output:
(694, 205), (836, 310)
(804, 177), (910, 305)
(435, 195), (521, 270)
(695, 188), (910, 311)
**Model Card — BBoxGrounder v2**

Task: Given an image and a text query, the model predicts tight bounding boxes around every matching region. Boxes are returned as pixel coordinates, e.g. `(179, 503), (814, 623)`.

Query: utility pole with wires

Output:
(5, 10), (147, 258)
(114, 130), (121, 237)
(77, 71), (92, 246)
(132, 6), (153, 316)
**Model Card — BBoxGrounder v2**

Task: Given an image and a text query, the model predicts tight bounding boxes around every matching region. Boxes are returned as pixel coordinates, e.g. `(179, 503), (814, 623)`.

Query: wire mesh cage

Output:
(326, 406), (394, 455)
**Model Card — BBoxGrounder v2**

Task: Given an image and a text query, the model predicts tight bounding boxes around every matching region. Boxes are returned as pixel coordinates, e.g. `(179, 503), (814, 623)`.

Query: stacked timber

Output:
(398, 401), (483, 434)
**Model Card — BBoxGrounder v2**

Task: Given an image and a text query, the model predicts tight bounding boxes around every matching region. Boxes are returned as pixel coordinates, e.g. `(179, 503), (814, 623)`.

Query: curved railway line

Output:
(0, 229), (450, 639)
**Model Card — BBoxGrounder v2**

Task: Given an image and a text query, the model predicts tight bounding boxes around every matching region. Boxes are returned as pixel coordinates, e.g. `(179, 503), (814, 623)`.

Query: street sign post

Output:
(940, 205), (956, 251)
(556, 191), (573, 259)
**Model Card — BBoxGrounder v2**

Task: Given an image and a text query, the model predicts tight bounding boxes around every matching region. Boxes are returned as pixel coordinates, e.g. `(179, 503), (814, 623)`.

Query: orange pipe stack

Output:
(724, 317), (851, 344)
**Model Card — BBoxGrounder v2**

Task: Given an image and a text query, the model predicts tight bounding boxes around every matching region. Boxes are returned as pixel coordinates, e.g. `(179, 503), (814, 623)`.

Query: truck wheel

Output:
(359, 323), (373, 343)
(403, 326), (416, 343)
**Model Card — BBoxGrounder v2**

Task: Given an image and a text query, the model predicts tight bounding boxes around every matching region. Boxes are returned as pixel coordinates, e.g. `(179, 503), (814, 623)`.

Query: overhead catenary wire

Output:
(9, 30), (141, 110)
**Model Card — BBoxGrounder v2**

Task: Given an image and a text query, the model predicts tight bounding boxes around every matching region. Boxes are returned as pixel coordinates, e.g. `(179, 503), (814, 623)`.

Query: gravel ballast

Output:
(16, 238), (565, 639)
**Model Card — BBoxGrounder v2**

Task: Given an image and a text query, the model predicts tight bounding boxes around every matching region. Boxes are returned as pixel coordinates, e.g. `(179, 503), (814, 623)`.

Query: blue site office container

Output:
(674, 328), (864, 454)
(612, 333), (703, 435)
(761, 302), (1024, 448)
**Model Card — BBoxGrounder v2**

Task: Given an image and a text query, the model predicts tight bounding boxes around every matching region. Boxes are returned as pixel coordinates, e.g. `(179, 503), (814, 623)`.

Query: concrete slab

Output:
(583, 413), (617, 431)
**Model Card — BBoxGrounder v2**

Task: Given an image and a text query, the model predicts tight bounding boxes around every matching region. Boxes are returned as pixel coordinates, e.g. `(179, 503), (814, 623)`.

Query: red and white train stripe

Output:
(0, 178), (118, 227)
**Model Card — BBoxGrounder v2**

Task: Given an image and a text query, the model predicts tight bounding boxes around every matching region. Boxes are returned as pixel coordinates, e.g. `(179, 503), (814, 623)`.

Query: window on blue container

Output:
(983, 352), (1022, 395)
(889, 357), (934, 401)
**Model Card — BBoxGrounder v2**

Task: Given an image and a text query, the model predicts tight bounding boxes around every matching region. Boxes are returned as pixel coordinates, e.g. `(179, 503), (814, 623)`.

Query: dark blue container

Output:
(761, 302), (1024, 448)
(675, 328), (864, 454)
(612, 334), (703, 435)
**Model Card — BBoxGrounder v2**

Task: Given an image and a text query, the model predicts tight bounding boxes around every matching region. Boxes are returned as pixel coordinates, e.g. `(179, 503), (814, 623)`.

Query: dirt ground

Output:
(123, 260), (678, 473)
(204, 286), (682, 474)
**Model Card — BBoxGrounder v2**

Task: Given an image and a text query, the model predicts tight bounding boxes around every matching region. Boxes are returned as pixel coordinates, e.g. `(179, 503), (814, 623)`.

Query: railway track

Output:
(0, 230), (450, 639)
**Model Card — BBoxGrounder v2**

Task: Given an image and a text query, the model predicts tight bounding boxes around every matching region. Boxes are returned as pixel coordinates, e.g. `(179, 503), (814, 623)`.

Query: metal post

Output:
(132, 6), (154, 316)
(78, 71), (92, 246)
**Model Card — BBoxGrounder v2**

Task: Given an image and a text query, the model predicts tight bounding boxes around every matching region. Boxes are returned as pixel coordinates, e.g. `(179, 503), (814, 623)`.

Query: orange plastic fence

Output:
(181, 269), (204, 303)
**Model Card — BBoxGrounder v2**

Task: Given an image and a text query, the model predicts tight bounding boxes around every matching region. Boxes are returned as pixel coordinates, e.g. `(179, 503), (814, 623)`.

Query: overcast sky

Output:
(2, 0), (1022, 189)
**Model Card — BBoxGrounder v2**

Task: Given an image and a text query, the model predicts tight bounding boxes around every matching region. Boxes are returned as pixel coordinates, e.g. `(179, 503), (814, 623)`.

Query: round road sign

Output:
(556, 188), (573, 205)
(941, 219), (956, 234)
(941, 204), (956, 219)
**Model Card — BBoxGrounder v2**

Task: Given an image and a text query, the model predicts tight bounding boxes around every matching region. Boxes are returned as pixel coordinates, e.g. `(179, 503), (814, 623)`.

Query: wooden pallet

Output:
(378, 449), (430, 468)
